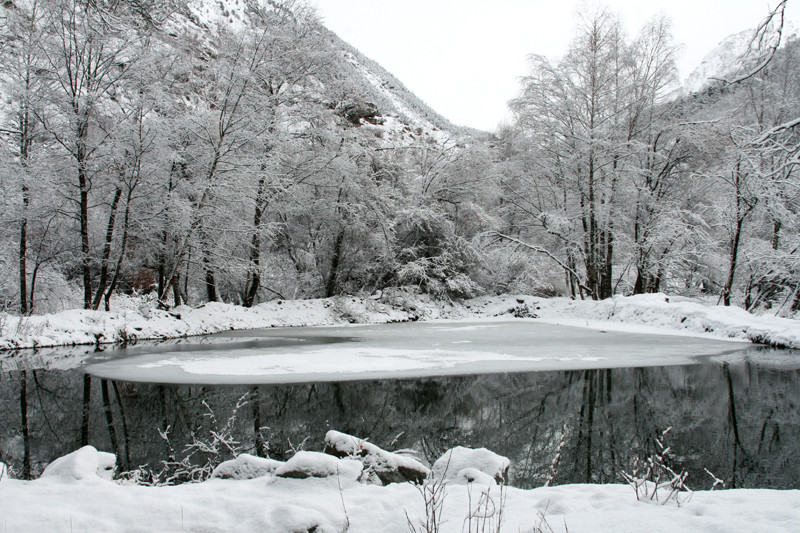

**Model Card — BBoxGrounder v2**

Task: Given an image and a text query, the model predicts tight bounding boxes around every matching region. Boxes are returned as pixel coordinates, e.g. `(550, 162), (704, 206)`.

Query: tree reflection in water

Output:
(1, 361), (798, 488)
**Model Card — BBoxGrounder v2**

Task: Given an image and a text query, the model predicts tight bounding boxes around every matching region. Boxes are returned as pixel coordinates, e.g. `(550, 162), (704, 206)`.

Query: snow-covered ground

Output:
(2, 292), (799, 531)
(2, 445), (799, 533)
(1, 291), (798, 354)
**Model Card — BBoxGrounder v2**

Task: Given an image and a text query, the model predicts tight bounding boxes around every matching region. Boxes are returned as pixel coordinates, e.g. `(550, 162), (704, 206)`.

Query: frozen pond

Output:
(81, 320), (779, 384)
(1, 319), (798, 490)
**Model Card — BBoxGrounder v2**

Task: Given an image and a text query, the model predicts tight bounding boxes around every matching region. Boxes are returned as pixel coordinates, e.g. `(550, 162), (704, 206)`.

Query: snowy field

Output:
(2, 444), (799, 533)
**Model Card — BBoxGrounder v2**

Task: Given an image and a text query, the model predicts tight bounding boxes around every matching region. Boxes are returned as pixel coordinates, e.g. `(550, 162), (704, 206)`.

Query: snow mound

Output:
(531, 293), (800, 349)
(210, 454), (283, 480)
(324, 430), (430, 485)
(274, 451), (362, 481)
(40, 446), (116, 482)
(269, 504), (343, 533)
(432, 446), (510, 484)
(454, 467), (497, 485)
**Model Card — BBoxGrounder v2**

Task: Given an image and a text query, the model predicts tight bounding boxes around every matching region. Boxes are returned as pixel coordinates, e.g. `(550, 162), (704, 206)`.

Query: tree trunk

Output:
(93, 187), (122, 310)
(722, 216), (745, 307)
(112, 381), (131, 471)
(251, 386), (264, 456)
(20, 370), (31, 479)
(77, 112), (93, 310)
(202, 243), (218, 302)
(19, 185), (29, 315)
(101, 379), (119, 461)
(80, 374), (92, 447)
(325, 229), (345, 298)
(103, 187), (134, 311)
(243, 177), (268, 307)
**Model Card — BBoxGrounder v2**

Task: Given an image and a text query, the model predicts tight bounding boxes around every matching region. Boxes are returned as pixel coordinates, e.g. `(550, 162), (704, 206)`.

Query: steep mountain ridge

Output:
(683, 23), (799, 94)
(174, 0), (465, 140)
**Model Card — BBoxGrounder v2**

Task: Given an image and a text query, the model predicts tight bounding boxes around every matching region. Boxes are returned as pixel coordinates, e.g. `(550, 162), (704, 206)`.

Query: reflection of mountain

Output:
(2, 363), (798, 489)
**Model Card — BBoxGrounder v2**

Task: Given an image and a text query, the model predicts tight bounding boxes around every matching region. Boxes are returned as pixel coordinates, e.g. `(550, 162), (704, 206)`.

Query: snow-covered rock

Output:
(432, 446), (510, 484)
(324, 430), (430, 485)
(274, 451), (362, 481)
(40, 446), (116, 482)
(454, 467), (497, 485)
(210, 454), (283, 480)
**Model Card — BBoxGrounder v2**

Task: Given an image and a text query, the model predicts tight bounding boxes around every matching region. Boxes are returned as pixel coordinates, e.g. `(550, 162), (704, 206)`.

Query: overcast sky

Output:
(312, 0), (798, 131)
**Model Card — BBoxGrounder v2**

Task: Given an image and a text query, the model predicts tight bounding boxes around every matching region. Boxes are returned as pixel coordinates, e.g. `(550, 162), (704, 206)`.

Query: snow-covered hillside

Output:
(683, 23), (799, 94)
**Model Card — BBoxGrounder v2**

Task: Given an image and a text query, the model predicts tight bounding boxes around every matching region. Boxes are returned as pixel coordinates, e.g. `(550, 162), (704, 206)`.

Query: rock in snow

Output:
(210, 454), (284, 480)
(40, 446), (116, 482)
(274, 451), (362, 481)
(324, 430), (430, 485)
(432, 446), (510, 484)
(454, 467), (497, 485)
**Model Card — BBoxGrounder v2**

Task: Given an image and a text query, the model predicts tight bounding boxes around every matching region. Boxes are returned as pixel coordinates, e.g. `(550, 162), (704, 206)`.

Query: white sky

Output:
(312, 0), (799, 131)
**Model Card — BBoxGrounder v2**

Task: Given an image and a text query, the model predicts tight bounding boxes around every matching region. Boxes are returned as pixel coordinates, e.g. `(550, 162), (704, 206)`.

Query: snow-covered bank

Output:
(2, 445), (798, 533)
(0, 290), (798, 352)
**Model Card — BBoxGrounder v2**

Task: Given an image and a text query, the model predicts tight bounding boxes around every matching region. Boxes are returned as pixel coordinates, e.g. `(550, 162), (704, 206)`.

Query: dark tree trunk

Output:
(80, 374), (92, 447)
(19, 182), (30, 315)
(77, 113), (93, 310)
(20, 371), (31, 479)
(722, 216), (745, 307)
(101, 379), (119, 460)
(201, 232), (218, 302)
(103, 187), (134, 311)
(112, 381), (131, 471)
(251, 386), (264, 456)
(325, 230), (345, 298)
(243, 177), (268, 307)
(93, 187), (122, 310)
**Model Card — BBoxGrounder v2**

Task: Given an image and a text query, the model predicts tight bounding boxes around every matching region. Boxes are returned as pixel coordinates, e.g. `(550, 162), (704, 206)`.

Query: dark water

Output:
(1, 357), (799, 489)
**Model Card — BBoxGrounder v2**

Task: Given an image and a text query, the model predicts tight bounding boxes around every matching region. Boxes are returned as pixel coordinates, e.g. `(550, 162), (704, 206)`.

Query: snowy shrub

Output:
(472, 242), (561, 297)
(464, 481), (506, 533)
(405, 471), (447, 533)
(392, 208), (482, 299)
(621, 427), (692, 506)
(125, 395), (249, 485)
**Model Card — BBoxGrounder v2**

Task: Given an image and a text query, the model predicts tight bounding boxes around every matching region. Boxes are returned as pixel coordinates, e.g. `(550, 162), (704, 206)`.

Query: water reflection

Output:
(1, 361), (798, 489)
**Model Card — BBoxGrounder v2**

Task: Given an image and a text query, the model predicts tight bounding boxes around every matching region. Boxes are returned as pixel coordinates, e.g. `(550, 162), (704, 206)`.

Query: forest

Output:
(0, 0), (797, 316)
